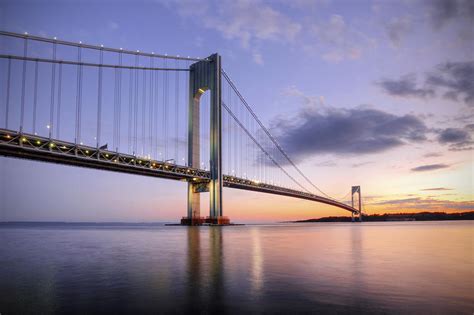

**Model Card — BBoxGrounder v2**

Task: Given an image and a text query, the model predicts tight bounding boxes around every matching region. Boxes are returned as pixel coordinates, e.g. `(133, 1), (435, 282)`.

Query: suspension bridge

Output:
(0, 30), (364, 224)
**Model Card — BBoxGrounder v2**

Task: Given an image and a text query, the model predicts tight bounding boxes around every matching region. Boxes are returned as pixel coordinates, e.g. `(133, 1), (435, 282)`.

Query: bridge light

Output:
(85, 150), (89, 154)
(138, 160), (142, 164)
(105, 154), (109, 157)
(21, 137), (27, 142)
(36, 140), (41, 145)
(53, 36), (57, 40)
(49, 143), (55, 147)
(24, 32), (28, 35)
(46, 124), (50, 129)
(6, 134), (11, 139)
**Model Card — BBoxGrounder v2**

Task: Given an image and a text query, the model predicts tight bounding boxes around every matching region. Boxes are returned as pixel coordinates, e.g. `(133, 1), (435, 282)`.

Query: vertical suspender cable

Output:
(113, 55), (118, 150)
(163, 58), (167, 160)
(142, 67), (146, 156)
(32, 60), (38, 134)
(155, 61), (159, 159)
(133, 54), (139, 155)
(149, 56), (154, 159)
(96, 48), (103, 148)
(118, 51), (122, 151)
(5, 57), (11, 129)
(49, 40), (56, 138)
(19, 36), (28, 133)
(128, 67), (133, 153)
(75, 44), (83, 144)
(56, 62), (62, 139)
(175, 59), (179, 163)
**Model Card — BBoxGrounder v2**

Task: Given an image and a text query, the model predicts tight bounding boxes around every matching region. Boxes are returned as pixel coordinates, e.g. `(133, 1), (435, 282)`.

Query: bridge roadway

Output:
(0, 129), (356, 213)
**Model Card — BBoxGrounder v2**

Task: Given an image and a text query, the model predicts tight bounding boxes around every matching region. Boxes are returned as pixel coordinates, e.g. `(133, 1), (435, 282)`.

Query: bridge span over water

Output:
(0, 31), (363, 224)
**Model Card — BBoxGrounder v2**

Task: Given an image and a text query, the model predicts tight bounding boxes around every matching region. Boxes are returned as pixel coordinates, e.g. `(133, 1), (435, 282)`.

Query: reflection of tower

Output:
(208, 227), (224, 313)
(185, 227), (202, 313)
(185, 227), (225, 313)
(351, 186), (362, 222)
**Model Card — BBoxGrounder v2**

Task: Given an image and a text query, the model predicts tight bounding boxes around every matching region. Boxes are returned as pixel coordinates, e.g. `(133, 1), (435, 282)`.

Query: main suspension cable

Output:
(222, 70), (335, 199)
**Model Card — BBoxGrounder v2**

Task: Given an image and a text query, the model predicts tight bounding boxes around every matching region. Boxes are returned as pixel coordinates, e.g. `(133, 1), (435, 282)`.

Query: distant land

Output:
(292, 212), (474, 223)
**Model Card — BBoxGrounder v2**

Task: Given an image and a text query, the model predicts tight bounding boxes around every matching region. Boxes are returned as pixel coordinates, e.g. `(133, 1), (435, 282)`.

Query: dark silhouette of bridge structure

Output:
(0, 31), (363, 224)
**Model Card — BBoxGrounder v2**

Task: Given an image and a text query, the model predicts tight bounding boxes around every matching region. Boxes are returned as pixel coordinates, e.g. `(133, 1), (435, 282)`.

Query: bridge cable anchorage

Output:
(222, 101), (311, 194)
(221, 70), (339, 199)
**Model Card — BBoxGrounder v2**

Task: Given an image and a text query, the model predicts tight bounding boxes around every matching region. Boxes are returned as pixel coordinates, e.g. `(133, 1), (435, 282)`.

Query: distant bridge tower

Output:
(182, 53), (228, 225)
(351, 186), (362, 222)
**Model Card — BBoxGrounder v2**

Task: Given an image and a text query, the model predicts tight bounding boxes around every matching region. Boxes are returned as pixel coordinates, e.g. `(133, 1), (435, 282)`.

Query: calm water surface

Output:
(0, 221), (472, 314)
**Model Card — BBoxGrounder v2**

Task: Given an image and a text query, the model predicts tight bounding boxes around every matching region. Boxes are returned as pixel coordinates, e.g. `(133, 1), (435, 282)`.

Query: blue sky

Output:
(0, 0), (473, 222)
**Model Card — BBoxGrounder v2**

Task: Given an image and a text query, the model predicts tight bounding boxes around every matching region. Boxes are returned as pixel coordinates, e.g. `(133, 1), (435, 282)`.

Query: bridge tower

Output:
(351, 186), (362, 222)
(181, 54), (229, 225)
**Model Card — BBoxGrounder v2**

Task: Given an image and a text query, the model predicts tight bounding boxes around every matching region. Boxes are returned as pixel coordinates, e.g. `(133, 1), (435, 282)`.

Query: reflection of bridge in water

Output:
(0, 31), (364, 223)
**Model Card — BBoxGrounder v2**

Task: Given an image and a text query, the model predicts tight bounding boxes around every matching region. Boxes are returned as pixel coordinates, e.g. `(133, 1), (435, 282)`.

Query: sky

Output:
(0, 0), (473, 222)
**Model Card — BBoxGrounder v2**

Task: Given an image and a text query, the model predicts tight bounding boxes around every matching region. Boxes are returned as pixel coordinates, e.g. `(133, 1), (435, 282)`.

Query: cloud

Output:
(168, 0), (301, 49)
(282, 86), (326, 108)
(385, 16), (411, 47)
(427, 0), (474, 29)
(423, 152), (443, 157)
(107, 21), (119, 31)
(310, 14), (374, 62)
(421, 187), (452, 191)
(252, 51), (264, 65)
(437, 127), (470, 143)
(371, 196), (473, 211)
(437, 126), (474, 151)
(377, 61), (474, 106)
(426, 61), (474, 106)
(377, 74), (435, 98)
(352, 161), (373, 168)
(271, 106), (428, 161)
(411, 164), (450, 172)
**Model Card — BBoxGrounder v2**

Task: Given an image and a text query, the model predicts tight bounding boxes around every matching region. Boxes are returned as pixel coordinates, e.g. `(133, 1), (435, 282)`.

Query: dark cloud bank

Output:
(272, 103), (473, 162)
(272, 107), (427, 161)
(377, 61), (474, 106)
(411, 164), (450, 172)
(428, 0), (474, 29)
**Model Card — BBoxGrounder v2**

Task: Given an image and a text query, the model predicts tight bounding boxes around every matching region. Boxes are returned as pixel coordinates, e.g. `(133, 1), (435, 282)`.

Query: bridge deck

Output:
(0, 129), (356, 213)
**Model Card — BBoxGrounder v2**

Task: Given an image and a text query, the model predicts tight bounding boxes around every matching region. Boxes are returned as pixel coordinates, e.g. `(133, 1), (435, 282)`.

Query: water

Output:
(0, 221), (472, 314)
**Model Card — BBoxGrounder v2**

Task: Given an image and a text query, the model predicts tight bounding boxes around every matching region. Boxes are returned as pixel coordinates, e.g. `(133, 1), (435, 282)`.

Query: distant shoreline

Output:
(290, 211), (474, 223)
